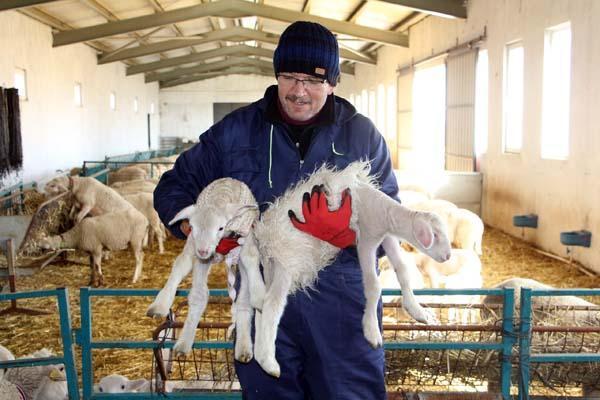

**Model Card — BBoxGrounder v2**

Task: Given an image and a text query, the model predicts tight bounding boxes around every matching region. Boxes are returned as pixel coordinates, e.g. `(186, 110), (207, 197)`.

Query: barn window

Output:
(503, 41), (524, 153)
(541, 22), (571, 160)
(475, 48), (489, 157)
(74, 82), (82, 107)
(109, 91), (116, 110)
(14, 68), (27, 101)
(361, 89), (368, 116)
(355, 94), (362, 113)
(376, 84), (385, 133)
(412, 60), (446, 171)
(134, 97), (139, 113)
(386, 83), (397, 142)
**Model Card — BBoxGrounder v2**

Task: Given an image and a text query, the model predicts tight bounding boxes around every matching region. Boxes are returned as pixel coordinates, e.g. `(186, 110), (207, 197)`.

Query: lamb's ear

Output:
(413, 217), (434, 249)
(127, 378), (149, 392)
(224, 204), (259, 229)
(169, 205), (196, 226)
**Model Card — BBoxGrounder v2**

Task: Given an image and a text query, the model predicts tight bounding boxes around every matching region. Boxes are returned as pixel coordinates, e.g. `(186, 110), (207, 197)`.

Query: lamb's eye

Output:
(99, 388), (103, 393)
(121, 385), (125, 390)
(218, 227), (224, 231)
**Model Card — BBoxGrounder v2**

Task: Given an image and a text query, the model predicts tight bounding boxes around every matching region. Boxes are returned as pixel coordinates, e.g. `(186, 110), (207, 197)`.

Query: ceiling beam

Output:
(375, 0), (467, 19)
(53, 0), (408, 48)
(0, 0), (60, 11)
(127, 44), (273, 75)
(160, 66), (274, 88)
(98, 26), (375, 65)
(146, 57), (274, 82)
(347, 1), (367, 23)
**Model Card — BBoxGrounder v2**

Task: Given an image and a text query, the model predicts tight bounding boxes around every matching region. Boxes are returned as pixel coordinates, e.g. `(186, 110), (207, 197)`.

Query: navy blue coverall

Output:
(154, 85), (399, 399)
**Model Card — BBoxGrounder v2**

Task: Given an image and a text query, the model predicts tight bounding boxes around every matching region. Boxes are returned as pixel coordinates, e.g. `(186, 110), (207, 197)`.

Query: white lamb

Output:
(123, 192), (166, 254)
(96, 374), (149, 393)
(111, 179), (157, 195)
(43, 175), (133, 223)
(108, 165), (148, 185)
(4, 348), (68, 400)
(242, 161), (451, 377)
(146, 177), (261, 363)
(481, 277), (600, 324)
(38, 209), (148, 286)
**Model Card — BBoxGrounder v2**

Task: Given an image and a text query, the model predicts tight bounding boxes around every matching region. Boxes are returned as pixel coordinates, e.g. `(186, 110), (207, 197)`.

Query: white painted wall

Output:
(159, 75), (276, 140)
(340, 0), (600, 273)
(0, 11), (160, 188)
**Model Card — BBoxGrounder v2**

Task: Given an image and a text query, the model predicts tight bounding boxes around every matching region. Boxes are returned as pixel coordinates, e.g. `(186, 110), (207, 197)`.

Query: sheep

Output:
(0, 344), (15, 382)
(108, 165), (148, 185)
(4, 348), (68, 400)
(481, 278), (600, 324)
(398, 189), (431, 206)
(242, 161), (451, 377)
(43, 175), (133, 224)
(96, 374), (149, 393)
(123, 192), (166, 254)
(111, 179), (157, 195)
(38, 208), (148, 286)
(147, 177), (261, 364)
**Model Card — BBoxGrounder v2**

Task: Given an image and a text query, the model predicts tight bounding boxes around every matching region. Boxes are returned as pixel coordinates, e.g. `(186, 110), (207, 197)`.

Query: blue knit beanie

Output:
(273, 21), (340, 85)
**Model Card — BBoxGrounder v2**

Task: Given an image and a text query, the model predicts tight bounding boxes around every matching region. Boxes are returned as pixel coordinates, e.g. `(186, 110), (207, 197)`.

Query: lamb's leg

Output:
(357, 238), (384, 348)
(254, 266), (291, 378)
(233, 258), (253, 363)
(157, 226), (165, 254)
(382, 237), (437, 325)
(131, 243), (144, 283)
(75, 203), (93, 224)
(173, 261), (211, 356)
(239, 233), (265, 310)
(147, 240), (194, 318)
(90, 249), (103, 287)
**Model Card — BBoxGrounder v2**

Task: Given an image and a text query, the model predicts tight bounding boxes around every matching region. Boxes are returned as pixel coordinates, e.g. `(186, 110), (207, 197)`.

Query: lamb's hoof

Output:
(362, 323), (383, 348)
(250, 292), (265, 312)
(414, 308), (439, 325)
(234, 344), (253, 363)
(146, 302), (170, 319)
(173, 339), (192, 357)
(256, 355), (280, 378)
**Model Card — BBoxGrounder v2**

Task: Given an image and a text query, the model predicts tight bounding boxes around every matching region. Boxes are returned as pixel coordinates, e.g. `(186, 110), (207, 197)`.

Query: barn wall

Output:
(0, 10), (160, 187)
(159, 75), (276, 140)
(341, 0), (600, 273)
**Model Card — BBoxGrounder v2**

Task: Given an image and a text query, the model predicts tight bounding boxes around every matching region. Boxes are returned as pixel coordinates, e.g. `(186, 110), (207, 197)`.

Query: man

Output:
(154, 21), (398, 399)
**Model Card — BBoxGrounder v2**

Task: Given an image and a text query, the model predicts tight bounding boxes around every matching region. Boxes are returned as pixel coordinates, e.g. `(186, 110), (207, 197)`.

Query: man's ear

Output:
(169, 205), (196, 226)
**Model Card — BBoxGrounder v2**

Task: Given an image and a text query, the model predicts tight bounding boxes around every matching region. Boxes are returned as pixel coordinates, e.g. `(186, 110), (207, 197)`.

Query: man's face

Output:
(277, 72), (335, 122)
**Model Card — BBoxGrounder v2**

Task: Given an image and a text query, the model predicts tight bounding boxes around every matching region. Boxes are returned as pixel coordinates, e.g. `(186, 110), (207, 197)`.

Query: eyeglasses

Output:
(277, 74), (326, 89)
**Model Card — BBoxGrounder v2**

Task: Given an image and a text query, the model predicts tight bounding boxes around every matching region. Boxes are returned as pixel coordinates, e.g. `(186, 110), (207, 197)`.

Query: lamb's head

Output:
(97, 374), (149, 393)
(408, 211), (451, 263)
(44, 176), (71, 196)
(30, 349), (68, 400)
(37, 234), (62, 250)
(170, 203), (255, 261)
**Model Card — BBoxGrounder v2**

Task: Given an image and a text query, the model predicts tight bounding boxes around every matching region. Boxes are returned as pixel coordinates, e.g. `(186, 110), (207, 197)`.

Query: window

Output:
(134, 97), (139, 113)
(74, 82), (82, 107)
(376, 84), (385, 133)
(109, 92), (116, 110)
(14, 68), (27, 100)
(355, 94), (362, 113)
(503, 41), (524, 153)
(386, 84), (396, 142)
(475, 49), (489, 156)
(368, 90), (376, 122)
(149, 102), (155, 114)
(360, 89), (368, 116)
(412, 62), (446, 171)
(541, 22), (571, 160)
(349, 94), (355, 106)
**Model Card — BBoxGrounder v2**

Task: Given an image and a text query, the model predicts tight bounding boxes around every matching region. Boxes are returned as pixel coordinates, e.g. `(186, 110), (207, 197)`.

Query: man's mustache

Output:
(286, 95), (311, 104)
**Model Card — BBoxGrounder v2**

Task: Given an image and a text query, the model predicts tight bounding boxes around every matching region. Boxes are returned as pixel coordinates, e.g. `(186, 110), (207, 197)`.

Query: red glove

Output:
(288, 185), (356, 248)
(216, 236), (240, 255)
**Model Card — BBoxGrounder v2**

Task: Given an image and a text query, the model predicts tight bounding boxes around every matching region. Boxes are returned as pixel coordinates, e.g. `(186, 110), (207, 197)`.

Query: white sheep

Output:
(44, 175), (133, 223)
(111, 179), (157, 195)
(123, 192), (166, 254)
(4, 348), (68, 400)
(147, 177), (261, 363)
(108, 165), (148, 185)
(242, 161), (451, 377)
(398, 189), (431, 205)
(481, 277), (600, 323)
(0, 343), (15, 382)
(96, 374), (149, 393)
(38, 208), (148, 285)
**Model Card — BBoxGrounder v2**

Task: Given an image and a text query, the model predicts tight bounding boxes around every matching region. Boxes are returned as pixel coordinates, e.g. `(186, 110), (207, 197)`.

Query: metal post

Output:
(80, 287), (93, 399)
(7, 238), (17, 309)
(500, 287), (515, 399)
(518, 288), (532, 400)
(56, 287), (80, 400)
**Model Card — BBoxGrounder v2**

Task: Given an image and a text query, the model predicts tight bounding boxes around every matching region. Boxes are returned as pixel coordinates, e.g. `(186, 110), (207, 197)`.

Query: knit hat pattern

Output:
(273, 21), (340, 85)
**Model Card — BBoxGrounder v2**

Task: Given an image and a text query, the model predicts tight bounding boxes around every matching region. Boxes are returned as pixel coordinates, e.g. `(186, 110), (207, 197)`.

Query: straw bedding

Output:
(1, 216), (599, 394)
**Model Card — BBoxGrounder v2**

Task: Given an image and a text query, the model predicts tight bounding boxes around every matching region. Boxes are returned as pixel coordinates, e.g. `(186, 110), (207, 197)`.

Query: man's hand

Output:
(180, 220), (191, 237)
(288, 185), (356, 248)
